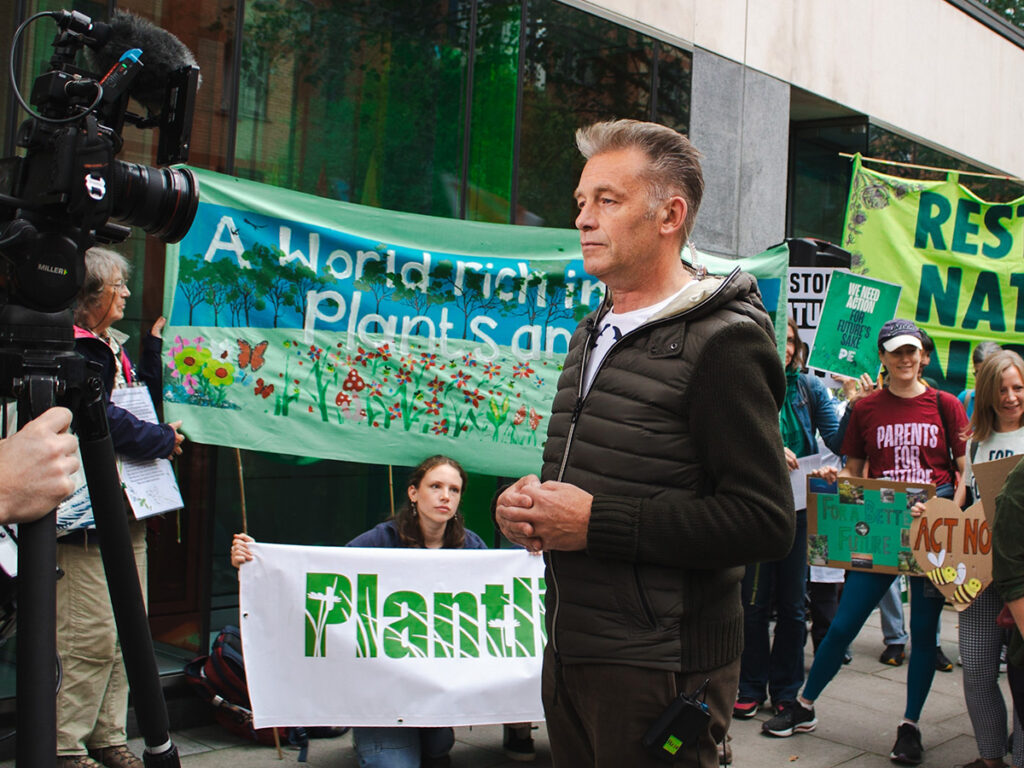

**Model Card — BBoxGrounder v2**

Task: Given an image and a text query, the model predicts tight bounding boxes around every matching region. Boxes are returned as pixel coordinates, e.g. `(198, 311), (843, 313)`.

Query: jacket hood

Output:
(597, 265), (776, 341)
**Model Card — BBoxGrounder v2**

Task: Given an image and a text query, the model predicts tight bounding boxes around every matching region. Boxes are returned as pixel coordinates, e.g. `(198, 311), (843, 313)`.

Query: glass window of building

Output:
(517, 0), (691, 228)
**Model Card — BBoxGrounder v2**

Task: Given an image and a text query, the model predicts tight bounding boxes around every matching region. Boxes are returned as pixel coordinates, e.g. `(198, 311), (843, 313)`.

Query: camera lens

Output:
(109, 161), (199, 243)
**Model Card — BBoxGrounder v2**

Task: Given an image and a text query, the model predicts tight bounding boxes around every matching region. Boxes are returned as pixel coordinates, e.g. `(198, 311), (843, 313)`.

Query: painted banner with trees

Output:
(163, 169), (787, 475)
(843, 155), (1024, 394)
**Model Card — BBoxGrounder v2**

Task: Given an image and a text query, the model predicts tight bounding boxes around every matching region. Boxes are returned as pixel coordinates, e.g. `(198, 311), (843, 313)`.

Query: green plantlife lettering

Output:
(302, 572), (546, 659)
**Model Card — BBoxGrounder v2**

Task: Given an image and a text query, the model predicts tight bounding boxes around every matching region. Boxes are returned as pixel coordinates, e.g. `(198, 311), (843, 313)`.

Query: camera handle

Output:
(3, 305), (180, 767)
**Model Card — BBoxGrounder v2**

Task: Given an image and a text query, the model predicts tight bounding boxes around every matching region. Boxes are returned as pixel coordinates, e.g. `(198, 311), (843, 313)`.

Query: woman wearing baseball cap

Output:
(762, 319), (967, 766)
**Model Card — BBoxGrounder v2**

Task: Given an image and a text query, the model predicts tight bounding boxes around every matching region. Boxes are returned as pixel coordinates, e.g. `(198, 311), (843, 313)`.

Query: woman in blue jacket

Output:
(734, 316), (844, 719)
(233, 454), (485, 768)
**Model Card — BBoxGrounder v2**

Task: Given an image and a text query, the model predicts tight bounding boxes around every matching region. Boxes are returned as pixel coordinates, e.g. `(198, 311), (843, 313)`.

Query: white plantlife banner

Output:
(239, 542), (547, 728)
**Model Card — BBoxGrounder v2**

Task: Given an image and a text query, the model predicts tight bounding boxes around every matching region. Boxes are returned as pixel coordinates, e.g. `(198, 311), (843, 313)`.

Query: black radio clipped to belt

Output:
(642, 678), (711, 762)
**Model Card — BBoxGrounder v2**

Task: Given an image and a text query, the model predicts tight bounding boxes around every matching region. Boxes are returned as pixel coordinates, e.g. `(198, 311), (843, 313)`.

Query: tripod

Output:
(0, 303), (180, 767)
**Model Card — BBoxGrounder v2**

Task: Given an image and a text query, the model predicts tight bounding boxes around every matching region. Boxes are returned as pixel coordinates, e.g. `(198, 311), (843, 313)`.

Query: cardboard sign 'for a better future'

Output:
(807, 475), (934, 575)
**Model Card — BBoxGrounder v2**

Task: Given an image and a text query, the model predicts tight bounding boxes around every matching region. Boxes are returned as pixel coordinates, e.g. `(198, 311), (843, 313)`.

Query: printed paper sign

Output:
(240, 543), (547, 728)
(910, 497), (991, 611)
(110, 387), (183, 519)
(807, 271), (901, 379)
(808, 476), (935, 574)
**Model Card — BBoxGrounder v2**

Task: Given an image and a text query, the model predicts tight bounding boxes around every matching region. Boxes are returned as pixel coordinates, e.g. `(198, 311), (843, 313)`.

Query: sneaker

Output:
(502, 724), (536, 762)
(880, 644), (906, 666)
(87, 746), (143, 768)
(57, 758), (103, 768)
(761, 701), (817, 737)
(889, 722), (923, 765)
(935, 647), (954, 672)
(956, 758), (1008, 768)
(732, 697), (760, 719)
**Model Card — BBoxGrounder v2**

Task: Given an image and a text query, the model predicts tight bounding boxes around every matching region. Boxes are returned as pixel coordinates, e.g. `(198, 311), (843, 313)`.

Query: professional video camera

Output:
(0, 8), (200, 312)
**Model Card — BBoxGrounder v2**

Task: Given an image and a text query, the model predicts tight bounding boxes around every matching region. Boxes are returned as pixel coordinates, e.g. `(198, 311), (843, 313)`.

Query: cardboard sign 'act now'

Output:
(910, 498), (991, 611)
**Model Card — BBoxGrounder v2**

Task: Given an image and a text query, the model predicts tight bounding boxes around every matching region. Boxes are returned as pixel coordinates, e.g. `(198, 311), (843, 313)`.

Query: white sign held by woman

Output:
(240, 542), (547, 728)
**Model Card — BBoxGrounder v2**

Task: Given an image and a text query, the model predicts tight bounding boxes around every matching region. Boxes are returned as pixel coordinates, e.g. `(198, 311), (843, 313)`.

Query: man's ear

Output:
(660, 197), (688, 236)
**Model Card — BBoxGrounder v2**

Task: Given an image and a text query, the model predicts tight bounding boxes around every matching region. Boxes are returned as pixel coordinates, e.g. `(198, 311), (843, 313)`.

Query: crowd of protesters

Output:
(733, 317), (1024, 768)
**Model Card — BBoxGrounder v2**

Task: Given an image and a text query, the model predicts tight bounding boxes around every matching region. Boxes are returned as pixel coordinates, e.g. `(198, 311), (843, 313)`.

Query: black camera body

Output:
(0, 9), (200, 313)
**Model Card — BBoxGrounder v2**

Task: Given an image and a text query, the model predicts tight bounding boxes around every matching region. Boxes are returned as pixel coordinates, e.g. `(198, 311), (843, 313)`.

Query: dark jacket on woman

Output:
(541, 267), (794, 674)
(347, 520), (487, 549)
(74, 327), (175, 460)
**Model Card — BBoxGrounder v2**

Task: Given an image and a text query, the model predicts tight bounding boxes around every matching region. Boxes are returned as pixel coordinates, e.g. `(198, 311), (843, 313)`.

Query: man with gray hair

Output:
(496, 120), (793, 767)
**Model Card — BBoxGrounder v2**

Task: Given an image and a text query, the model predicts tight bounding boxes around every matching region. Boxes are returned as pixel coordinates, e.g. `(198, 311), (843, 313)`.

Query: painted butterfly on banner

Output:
(253, 378), (274, 399)
(237, 339), (268, 371)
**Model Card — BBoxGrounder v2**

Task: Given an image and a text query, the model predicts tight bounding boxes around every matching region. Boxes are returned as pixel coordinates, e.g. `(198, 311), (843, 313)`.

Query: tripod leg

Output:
(77, 380), (179, 766)
(16, 377), (59, 768)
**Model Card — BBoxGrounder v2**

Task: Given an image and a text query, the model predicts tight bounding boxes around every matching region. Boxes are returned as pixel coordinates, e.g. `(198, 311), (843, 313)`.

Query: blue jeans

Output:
(352, 727), (454, 768)
(739, 509), (808, 704)
(879, 578), (909, 645)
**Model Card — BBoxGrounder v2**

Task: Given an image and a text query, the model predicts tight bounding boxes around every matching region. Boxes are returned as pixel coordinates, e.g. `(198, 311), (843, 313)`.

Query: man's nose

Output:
(576, 203), (594, 230)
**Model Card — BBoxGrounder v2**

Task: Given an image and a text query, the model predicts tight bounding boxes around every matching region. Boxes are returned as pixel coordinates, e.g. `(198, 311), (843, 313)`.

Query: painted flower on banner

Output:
(431, 419), (449, 435)
(529, 407), (543, 430)
(512, 362), (534, 379)
(203, 360), (235, 387)
(174, 346), (211, 375)
(165, 337), (239, 409)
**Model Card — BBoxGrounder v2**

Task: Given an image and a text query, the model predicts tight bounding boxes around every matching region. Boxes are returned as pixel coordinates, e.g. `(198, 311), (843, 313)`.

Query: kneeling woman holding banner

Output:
(232, 454), (486, 768)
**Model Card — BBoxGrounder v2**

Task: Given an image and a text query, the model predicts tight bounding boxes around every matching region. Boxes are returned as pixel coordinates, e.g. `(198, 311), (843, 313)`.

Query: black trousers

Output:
(541, 644), (739, 768)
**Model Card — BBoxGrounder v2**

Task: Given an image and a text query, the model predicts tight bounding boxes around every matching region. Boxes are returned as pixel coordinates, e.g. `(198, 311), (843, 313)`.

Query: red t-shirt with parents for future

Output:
(841, 387), (968, 487)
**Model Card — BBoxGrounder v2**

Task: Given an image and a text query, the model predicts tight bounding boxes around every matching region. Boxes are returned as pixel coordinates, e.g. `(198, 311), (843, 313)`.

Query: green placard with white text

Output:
(807, 271), (901, 378)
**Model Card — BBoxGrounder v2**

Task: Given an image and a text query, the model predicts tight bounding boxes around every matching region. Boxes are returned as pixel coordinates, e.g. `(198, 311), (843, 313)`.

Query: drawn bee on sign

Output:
(953, 578), (983, 604)
(925, 549), (957, 586)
